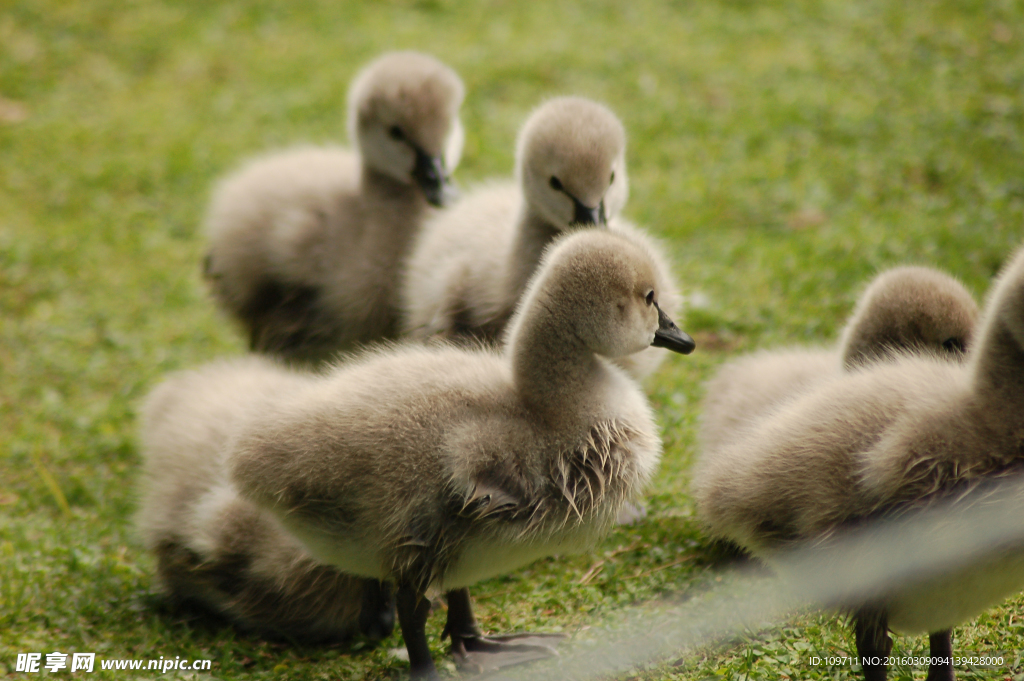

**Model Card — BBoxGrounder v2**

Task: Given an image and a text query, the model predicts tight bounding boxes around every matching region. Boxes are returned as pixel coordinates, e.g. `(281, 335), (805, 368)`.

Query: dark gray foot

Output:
(926, 629), (955, 681)
(358, 579), (395, 641)
(853, 607), (892, 681)
(443, 588), (565, 673)
(452, 632), (566, 673)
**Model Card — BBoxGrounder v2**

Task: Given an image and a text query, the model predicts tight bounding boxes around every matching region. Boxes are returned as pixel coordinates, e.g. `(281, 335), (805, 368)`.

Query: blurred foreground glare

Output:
(489, 475), (1024, 679)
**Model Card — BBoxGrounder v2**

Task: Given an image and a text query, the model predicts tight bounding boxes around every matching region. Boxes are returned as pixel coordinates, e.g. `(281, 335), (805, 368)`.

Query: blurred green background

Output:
(2, 0), (1023, 678)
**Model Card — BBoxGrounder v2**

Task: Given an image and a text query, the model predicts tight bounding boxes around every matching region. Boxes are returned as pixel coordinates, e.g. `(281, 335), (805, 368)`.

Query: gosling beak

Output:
(572, 197), (606, 227)
(412, 148), (453, 207)
(651, 303), (696, 355)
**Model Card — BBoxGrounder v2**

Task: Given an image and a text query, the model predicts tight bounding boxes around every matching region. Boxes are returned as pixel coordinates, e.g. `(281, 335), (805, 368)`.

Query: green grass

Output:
(3, 0), (1024, 678)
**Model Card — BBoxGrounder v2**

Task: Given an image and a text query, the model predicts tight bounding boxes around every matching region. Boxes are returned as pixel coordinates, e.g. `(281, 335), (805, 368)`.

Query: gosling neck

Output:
(358, 166), (433, 331)
(360, 166), (430, 227)
(504, 206), (563, 306)
(508, 297), (609, 426)
(970, 311), (1024, 420)
(967, 257), (1024, 439)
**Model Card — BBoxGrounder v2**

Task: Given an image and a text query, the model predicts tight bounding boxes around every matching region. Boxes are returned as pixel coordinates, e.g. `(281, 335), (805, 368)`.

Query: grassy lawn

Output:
(2, 0), (1024, 678)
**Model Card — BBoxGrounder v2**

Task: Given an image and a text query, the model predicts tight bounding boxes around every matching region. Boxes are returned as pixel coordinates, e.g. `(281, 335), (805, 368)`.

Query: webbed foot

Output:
(443, 587), (565, 673)
(450, 632), (566, 673)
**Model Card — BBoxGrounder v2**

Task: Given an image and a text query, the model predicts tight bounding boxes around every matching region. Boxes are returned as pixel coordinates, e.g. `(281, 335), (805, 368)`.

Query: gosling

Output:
(136, 357), (395, 642)
(692, 246), (1024, 681)
(401, 96), (680, 379)
(204, 51), (465, 362)
(699, 266), (978, 454)
(225, 229), (695, 679)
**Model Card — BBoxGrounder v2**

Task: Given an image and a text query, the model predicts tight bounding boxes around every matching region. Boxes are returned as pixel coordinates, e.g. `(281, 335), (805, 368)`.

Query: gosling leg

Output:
(853, 607), (892, 681)
(358, 579), (395, 641)
(925, 629), (955, 681)
(396, 584), (437, 680)
(442, 587), (564, 673)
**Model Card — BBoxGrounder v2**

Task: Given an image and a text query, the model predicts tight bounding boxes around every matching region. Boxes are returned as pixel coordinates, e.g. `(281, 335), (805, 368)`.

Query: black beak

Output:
(651, 303), (696, 355)
(412, 148), (453, 207)
(572, 197), (606, 227)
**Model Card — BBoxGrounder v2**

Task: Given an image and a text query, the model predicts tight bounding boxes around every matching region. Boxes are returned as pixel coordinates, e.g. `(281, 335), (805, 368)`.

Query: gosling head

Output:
(529, 230), (695, 358)
(515, 97), (628, 231)
(347, 51), (465, 207)
(840, 265), (980, 368)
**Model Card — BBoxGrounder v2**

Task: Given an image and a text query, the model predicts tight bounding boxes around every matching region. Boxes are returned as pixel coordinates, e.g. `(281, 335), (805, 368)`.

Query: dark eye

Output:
(941, 337), (965, 354)
(610, 170), (616, 184)
(549, 176), (563, 191)
(388, 125), (405, 141)
(645, 290), (655, 306)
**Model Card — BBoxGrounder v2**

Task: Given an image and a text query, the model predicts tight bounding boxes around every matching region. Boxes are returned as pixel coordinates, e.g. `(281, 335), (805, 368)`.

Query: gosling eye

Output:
(645, 290), (655, 306)
(388, 125), (405, 141)
(941, 337), (965, 354)
(549, 176), (563, 191)
(610, 170), (616, 184)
